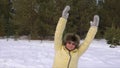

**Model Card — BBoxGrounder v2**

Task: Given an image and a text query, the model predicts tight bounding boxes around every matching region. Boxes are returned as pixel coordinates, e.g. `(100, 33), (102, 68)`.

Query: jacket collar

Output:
(63, 46), (78, 53)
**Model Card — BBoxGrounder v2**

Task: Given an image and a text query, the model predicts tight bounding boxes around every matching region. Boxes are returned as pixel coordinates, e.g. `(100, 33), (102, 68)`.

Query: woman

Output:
(53, 5), (99, 68)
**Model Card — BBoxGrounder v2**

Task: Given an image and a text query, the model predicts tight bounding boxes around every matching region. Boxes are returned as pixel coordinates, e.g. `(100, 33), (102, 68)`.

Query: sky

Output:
(0, 38), (120, 68)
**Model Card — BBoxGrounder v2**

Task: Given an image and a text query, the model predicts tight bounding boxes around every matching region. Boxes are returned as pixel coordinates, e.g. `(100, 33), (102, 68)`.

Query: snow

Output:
(0, 39), (120, 68)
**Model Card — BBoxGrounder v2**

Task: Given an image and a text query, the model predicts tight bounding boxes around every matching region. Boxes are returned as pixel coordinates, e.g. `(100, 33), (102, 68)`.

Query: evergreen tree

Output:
(0, 0), (120, 40)
(104, 25), (120, 47)
(13, 0), (39, 39)
(0, 0), (14, 40)
(36, 0), (57, 39)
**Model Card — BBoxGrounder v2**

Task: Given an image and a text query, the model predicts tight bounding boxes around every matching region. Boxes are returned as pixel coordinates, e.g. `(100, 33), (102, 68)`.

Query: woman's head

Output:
(63, 33), (80, 50)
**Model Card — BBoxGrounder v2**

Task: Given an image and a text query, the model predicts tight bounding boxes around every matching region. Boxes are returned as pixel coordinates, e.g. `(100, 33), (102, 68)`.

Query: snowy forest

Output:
(0, 0), (120, 46)
(0, 0), (120, 68)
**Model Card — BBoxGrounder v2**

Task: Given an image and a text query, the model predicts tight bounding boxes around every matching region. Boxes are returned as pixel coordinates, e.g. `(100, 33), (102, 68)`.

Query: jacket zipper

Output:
(67, 51), (71, 68)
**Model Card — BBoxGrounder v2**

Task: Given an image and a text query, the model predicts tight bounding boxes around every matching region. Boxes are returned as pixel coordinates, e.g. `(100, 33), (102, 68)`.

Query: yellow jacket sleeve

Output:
(78, 26), (98, 56)
(54, 17), (67, 51)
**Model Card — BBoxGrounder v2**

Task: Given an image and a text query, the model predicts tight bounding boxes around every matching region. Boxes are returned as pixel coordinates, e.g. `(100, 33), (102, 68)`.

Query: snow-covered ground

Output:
(0, 39), (120, 68)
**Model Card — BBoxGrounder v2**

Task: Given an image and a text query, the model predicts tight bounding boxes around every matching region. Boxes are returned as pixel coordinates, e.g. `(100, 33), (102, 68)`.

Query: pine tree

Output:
(0, 0), (15, 40)
(13, 0), (39, 40)
(104, 25), (120, 47)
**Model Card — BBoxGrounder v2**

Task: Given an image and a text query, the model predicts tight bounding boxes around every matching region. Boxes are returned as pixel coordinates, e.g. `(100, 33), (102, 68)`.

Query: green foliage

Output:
(104, 25), (120, 46)
(0, 17), (5, 36)
(0, 0), (120, 40)
(0, 0), (14, 38)
(13, 0), (39, 39)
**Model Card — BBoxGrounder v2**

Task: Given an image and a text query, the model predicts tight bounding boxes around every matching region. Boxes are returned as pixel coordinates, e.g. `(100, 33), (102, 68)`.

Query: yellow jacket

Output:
(53, 17), (98, 68)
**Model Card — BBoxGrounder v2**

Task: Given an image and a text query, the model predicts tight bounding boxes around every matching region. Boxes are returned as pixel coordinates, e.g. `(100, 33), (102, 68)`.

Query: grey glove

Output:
(90, 15), (99, 27)
(62, 5), (70, 19)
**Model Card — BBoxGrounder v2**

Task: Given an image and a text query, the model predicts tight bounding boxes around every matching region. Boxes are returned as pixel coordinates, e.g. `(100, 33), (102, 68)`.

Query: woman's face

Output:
(65, 41), (76, 51)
